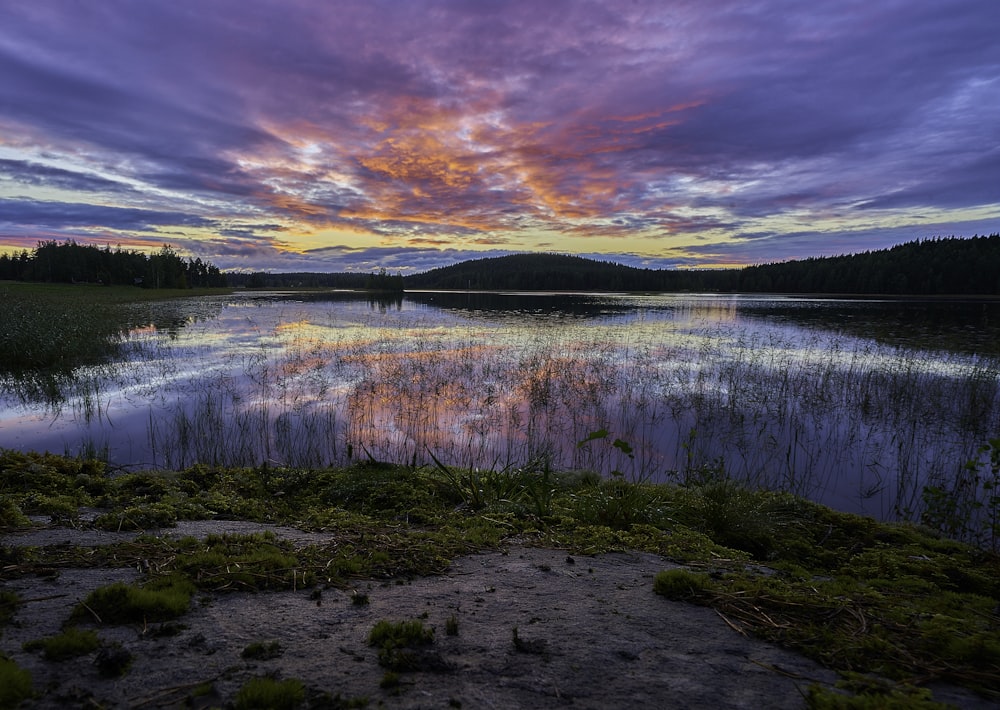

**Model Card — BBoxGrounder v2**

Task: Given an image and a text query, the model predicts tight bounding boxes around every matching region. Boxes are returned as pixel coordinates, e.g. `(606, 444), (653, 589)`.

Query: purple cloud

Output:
(0, 0), (996, 271)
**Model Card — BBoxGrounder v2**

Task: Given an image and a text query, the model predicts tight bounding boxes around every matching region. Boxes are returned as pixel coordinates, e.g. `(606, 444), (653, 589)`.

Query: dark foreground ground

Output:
(1, 520), (992, 709)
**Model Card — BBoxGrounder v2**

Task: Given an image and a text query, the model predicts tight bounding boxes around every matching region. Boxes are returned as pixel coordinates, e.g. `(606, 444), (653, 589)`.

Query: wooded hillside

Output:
(405, 234), (1000, 295)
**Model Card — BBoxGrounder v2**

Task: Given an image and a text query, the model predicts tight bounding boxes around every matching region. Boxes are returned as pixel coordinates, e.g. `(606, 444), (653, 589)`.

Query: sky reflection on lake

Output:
(2, 291), (999, 524)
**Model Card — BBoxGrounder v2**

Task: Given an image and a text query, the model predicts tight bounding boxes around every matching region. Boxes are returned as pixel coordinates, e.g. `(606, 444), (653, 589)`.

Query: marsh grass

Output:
(0, 283), (226, 403)
(661, 501), (1000, 701)
(171, 533), (308, 591)
(128, 309), (1000, 547)
(8, 287), (999, 545)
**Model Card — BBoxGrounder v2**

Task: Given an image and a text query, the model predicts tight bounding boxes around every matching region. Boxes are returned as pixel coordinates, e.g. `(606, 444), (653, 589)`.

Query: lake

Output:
(3, 290), (1000, 526)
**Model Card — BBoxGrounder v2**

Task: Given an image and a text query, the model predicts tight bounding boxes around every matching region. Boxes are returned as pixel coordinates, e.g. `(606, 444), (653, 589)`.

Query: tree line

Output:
(405, 234), (1000, 295)
(225, 267), (404, 291)
(733, 235), (1000, 295)
(5, 233), (999, 295)
(0, 240), (227, 288)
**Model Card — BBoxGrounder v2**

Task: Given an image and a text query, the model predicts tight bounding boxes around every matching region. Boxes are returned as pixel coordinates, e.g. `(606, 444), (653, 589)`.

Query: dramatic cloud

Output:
(0, 0), (997, 272)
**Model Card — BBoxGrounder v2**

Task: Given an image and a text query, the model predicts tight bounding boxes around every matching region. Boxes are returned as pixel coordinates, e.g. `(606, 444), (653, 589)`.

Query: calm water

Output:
(3, 290), (1000, 521)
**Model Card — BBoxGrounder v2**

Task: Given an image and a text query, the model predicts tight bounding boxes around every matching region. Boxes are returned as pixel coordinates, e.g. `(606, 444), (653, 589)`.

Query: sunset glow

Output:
(1, 1), (997, 273)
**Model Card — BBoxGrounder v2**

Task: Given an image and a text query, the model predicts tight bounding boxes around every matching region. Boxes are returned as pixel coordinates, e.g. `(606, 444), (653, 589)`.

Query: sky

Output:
(0, 1), (998, 275)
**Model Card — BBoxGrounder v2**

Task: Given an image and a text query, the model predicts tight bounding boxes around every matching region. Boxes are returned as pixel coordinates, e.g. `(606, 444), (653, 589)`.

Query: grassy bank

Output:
(0, 282), (231, 376)
(1, 450), (997, 707)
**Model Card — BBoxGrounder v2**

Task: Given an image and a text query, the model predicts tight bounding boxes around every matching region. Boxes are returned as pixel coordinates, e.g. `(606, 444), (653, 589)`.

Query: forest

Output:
(226, 267), (404, 291)
(0, 240), (227, 288)
(3, 233), (999, 295)
(406, 234), (1000, 295)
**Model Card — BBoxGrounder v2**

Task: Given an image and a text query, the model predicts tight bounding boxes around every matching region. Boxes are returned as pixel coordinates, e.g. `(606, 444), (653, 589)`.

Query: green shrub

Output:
(234, 676), (305, 710)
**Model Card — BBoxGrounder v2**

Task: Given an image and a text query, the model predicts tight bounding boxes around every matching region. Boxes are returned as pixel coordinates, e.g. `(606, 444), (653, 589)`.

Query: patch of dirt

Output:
(0, 522), (988, 708)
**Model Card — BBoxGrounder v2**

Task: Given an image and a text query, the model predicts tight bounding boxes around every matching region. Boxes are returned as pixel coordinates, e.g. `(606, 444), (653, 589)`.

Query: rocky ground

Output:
(2, 520), (993, 709)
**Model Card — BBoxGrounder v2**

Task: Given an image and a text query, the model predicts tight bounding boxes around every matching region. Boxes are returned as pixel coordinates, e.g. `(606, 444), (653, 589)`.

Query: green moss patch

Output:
(23, 626), (100, 661)
(655, 499), (1000, 702)
(72, 575), (195, 624)
(4, 452), (999, 706)
(0, 656), (33, 707)
(233, 676), (305, 710)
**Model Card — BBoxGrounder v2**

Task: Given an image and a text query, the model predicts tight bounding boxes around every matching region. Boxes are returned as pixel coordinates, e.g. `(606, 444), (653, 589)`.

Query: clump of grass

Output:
(688, 479), (799, 557)
(0, 656), (33, 707)
(0, 590), (21, 628)
(653, 569), (714, 600)
(71, 574), (195, 624)
(806, 673), (945, 709)
(172, 533), (308, 591)
(242, 641), (284, 661)
(23, 627), (100, 661)
(368, 619), (436, 671)
(571, 478), (666, 529)
(19, 493), (80, 524)
(445, 614), (459, 636)
(0, 497), (30, 528)
(427, 455), (524, 512)
(233, 676), (305, 710)
(93, 503), (178, 531)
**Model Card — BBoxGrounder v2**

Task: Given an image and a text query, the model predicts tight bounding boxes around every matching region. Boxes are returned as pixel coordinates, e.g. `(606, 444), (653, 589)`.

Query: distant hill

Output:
(405, 234), (1000, 295)
(403, 253), (721, 291)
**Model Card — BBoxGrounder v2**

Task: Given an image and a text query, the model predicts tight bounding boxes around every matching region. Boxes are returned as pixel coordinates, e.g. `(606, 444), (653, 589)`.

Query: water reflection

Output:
(2, 291), (999, 534)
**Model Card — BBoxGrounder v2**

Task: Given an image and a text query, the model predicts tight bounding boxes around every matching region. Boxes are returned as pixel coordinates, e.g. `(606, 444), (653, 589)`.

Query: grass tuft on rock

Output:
(653, 569), (714, 600)
(23, 627), (100, 661)
(72, 574), (195, 624)
(369, 619), (437, 671)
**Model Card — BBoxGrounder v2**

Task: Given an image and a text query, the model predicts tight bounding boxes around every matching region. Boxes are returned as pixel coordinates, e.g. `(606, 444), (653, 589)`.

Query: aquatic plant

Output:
(9, 288), (998, 546)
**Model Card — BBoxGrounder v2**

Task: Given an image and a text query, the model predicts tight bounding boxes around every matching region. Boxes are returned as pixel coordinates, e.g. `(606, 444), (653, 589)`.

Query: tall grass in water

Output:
(6, 290), (983, 544)
(139, 310), (1000, 546)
